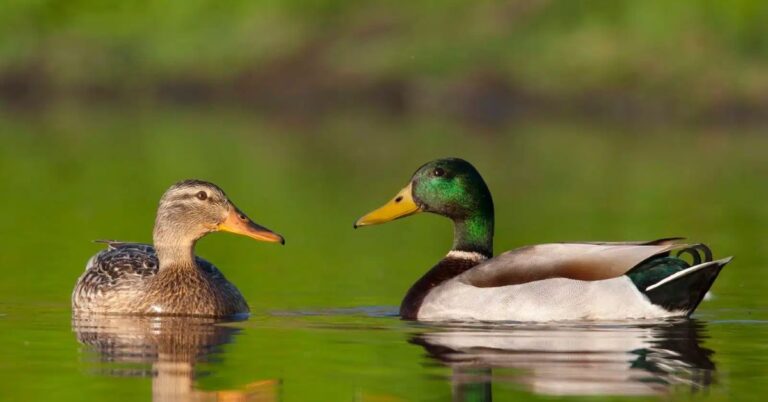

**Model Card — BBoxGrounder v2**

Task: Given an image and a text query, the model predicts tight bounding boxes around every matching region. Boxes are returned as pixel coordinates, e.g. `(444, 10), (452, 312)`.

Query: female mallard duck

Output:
(72, 180), (284, 317)
(354, 158), (731, 322)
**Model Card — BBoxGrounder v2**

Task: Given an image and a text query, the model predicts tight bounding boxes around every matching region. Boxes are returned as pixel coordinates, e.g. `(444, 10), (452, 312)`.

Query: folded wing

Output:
(461, 238), (694, 287)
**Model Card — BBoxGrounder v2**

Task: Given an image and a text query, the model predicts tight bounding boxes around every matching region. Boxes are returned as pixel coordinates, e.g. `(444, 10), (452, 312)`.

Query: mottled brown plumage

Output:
(72, 180), (284, 317)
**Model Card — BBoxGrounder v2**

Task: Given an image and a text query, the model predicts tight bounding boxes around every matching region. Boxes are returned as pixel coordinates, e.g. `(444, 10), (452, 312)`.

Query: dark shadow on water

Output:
(411, 318), (716, 400)
(72, 314), (280, 402)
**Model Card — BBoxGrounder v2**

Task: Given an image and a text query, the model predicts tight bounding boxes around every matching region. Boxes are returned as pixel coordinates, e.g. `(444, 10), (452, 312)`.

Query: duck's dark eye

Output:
(433, 167), (445, 177)
(196, 191), (208, 201)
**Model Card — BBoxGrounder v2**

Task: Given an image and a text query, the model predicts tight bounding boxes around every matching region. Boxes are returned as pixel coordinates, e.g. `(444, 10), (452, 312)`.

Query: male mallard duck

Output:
(72, 180), (284, 317)
(354, 158), (731, 321)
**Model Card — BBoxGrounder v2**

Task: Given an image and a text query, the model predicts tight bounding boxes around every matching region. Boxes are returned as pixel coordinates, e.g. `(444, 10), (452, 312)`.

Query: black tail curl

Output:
(675, 243), (713, 266)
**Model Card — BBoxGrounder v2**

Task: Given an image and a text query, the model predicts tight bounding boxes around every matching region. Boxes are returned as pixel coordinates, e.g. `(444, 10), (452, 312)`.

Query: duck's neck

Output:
(400, 206), (494, 320)
(152, 226), (198, 271)
(452, 210), (494, 258)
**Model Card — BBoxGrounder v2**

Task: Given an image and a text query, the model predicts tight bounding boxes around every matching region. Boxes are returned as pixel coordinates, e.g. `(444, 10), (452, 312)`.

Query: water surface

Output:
(2, 108), (767, 401)
(3, 303), (768, 401)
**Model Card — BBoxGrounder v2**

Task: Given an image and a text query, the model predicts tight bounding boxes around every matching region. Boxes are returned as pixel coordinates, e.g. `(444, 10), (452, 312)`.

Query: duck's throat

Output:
(452, 212), (493, 258)
(153, 229), (198, 270)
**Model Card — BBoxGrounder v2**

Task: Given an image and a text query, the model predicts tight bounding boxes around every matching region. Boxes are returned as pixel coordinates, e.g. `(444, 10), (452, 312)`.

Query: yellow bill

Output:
(354, 182), (421, 228)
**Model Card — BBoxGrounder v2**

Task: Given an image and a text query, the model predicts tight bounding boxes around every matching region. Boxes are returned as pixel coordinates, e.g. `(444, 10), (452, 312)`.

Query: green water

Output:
(2, 108), (768, 401)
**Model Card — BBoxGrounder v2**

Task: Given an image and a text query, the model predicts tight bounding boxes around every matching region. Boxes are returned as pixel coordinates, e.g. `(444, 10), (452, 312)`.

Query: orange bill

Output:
(218, 206), (285, 244)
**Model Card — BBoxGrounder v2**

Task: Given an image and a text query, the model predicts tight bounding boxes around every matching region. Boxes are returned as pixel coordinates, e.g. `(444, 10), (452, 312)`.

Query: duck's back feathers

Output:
(81, 242), (227, 288)
(581, 237), (685, 246)
(77, 243), (159, 299)
(460, 239), (702, 288)
(73, 242), (245, 316)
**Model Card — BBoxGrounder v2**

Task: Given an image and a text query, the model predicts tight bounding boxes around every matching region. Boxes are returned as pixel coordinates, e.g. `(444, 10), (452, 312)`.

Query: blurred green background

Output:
(2, 0), (768, 124)
(2, 1), (768, 401)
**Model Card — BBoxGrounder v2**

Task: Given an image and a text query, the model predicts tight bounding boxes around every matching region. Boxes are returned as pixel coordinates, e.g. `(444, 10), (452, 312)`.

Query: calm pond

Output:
(2, 108), (767, 401)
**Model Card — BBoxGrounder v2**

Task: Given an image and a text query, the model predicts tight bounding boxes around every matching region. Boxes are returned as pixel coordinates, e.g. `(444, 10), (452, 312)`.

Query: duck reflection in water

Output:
(73, 314), (279, 402)
(412, 319), (716, 399)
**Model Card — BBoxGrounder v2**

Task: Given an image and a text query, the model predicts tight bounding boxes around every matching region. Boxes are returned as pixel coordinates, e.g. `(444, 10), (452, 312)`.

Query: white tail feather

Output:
(645, 257), (733, 292)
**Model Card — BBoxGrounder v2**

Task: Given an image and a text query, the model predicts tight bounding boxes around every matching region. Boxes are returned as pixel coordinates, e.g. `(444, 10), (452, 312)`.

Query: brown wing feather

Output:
(461, 239), (690, 288)
(579, 237), (685, 246)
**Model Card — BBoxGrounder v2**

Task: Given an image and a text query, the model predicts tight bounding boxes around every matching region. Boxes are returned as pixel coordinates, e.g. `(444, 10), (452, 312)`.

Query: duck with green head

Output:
(354, 158), (731, 321)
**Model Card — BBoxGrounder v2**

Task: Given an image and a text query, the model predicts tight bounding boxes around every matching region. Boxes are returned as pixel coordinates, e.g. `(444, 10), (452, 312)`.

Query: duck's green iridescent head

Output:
(355, 158), (494, 255)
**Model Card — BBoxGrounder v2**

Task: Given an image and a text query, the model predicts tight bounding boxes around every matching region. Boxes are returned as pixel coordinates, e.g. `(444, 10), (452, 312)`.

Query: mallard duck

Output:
(72, 179), (284, 317)
(354, 158), (731, 321)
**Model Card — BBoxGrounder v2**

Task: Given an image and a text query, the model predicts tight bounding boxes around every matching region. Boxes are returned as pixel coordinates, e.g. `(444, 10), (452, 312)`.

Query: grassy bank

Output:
(2, 1), (768, 124)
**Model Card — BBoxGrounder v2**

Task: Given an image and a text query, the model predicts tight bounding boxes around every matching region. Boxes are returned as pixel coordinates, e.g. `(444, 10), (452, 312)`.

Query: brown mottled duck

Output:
(72, 180), (284, 317)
